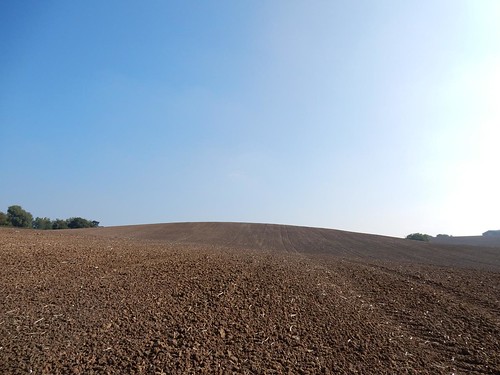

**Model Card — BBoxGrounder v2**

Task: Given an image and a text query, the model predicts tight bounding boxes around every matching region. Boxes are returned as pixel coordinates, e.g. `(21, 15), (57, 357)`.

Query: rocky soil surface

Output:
(1, 224), (499, 374)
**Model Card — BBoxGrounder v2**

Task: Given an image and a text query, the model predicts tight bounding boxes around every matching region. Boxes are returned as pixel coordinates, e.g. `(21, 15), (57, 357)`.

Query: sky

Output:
(1, 1), (499, 237)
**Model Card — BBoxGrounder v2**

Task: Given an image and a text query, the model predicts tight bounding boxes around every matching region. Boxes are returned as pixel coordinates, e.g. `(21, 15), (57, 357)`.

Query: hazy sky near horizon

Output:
(1, 1), (499, 237)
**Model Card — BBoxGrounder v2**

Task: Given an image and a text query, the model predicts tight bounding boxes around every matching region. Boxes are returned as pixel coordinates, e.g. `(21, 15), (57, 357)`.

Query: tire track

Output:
(329, 258), (500, 374)
(343, 259), (500, 325)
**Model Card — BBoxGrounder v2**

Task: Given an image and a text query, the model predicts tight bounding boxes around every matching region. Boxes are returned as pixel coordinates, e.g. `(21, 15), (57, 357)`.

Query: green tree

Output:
(52, 219), (69, 230)
(7, 205), (33, 228)
(33, 217), (53, 230)
(67, 217), (99, 229)
(0, 211), (9, 226)
(406, 233), (431, 242)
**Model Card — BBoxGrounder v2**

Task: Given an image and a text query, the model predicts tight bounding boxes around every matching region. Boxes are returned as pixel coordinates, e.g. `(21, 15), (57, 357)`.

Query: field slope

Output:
(1, 223), (499, 374)
(79, 222), (500, 269)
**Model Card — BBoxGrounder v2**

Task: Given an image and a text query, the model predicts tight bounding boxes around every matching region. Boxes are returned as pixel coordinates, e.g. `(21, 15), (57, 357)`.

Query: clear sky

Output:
(1, 1), (499, 237)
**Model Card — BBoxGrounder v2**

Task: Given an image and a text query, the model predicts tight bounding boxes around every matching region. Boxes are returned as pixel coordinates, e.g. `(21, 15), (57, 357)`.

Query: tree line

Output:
(0, 205), (99, 230)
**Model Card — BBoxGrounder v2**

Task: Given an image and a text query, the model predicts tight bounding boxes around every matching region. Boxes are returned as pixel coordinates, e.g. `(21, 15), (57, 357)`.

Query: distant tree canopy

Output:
(67, 217), (99, 229)
(7, 205), (33, 228)
(0, 211), (9, 226)
(52, 219), (69, 230)
(406, 233), (431, 242)
(482, 230), (500, 237)
(0, 205), (99, 230)
(33, 217), (53, 230)
(436, 234), (451, 238)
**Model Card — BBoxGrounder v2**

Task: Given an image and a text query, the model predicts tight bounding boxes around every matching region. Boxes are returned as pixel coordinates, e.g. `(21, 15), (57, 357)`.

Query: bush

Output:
(7, 205), (33, 228)
(406, 233), (431, 242)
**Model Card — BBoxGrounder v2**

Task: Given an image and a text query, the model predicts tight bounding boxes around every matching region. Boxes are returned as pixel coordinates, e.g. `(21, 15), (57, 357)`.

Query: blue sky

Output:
(1, 1), (499, 237)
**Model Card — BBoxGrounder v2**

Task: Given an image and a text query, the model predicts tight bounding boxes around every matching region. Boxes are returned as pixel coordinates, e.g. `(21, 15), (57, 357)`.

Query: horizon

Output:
(97, 221), (500, 238)
(1, 1), (499, 238)
(1, 214), (498, 239)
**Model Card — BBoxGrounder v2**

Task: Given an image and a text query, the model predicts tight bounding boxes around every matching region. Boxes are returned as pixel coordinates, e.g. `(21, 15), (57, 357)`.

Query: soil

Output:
(1, 223), (499, 374)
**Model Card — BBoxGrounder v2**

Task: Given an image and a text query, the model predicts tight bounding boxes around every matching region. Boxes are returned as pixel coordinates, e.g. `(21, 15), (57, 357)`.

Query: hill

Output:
(77, 222), (500, 270)
(1, 224), (499, 373)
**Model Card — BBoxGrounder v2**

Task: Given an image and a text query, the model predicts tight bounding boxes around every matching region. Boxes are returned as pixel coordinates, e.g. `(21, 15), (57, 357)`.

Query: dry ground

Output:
(1, 223), (499, 374)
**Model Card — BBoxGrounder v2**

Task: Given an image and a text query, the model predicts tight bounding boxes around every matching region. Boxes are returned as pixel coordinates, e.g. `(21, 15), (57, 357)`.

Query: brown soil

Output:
(1, 223), (499, 374)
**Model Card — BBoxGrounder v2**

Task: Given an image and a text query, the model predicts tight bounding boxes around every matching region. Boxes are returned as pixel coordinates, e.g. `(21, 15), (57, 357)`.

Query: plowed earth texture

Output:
(1, 223), (499, 374)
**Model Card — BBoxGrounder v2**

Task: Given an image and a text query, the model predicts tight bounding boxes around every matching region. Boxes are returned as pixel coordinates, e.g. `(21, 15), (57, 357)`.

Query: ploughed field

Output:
(1, 223), (499, 374)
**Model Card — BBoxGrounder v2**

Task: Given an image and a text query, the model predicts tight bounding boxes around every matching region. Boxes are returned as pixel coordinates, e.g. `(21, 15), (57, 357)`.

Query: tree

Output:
(67, 217), (99, 229)
(483, 230), (500, 237)
(7, 205), (33, 228)
(0, 211), (9, 226)
(1, 205), (100, 230)
(406, 233), (431, 242)
(33, 217), (53, 230)
(67, 217), (87, 229)
(52, 219), (69, 230)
